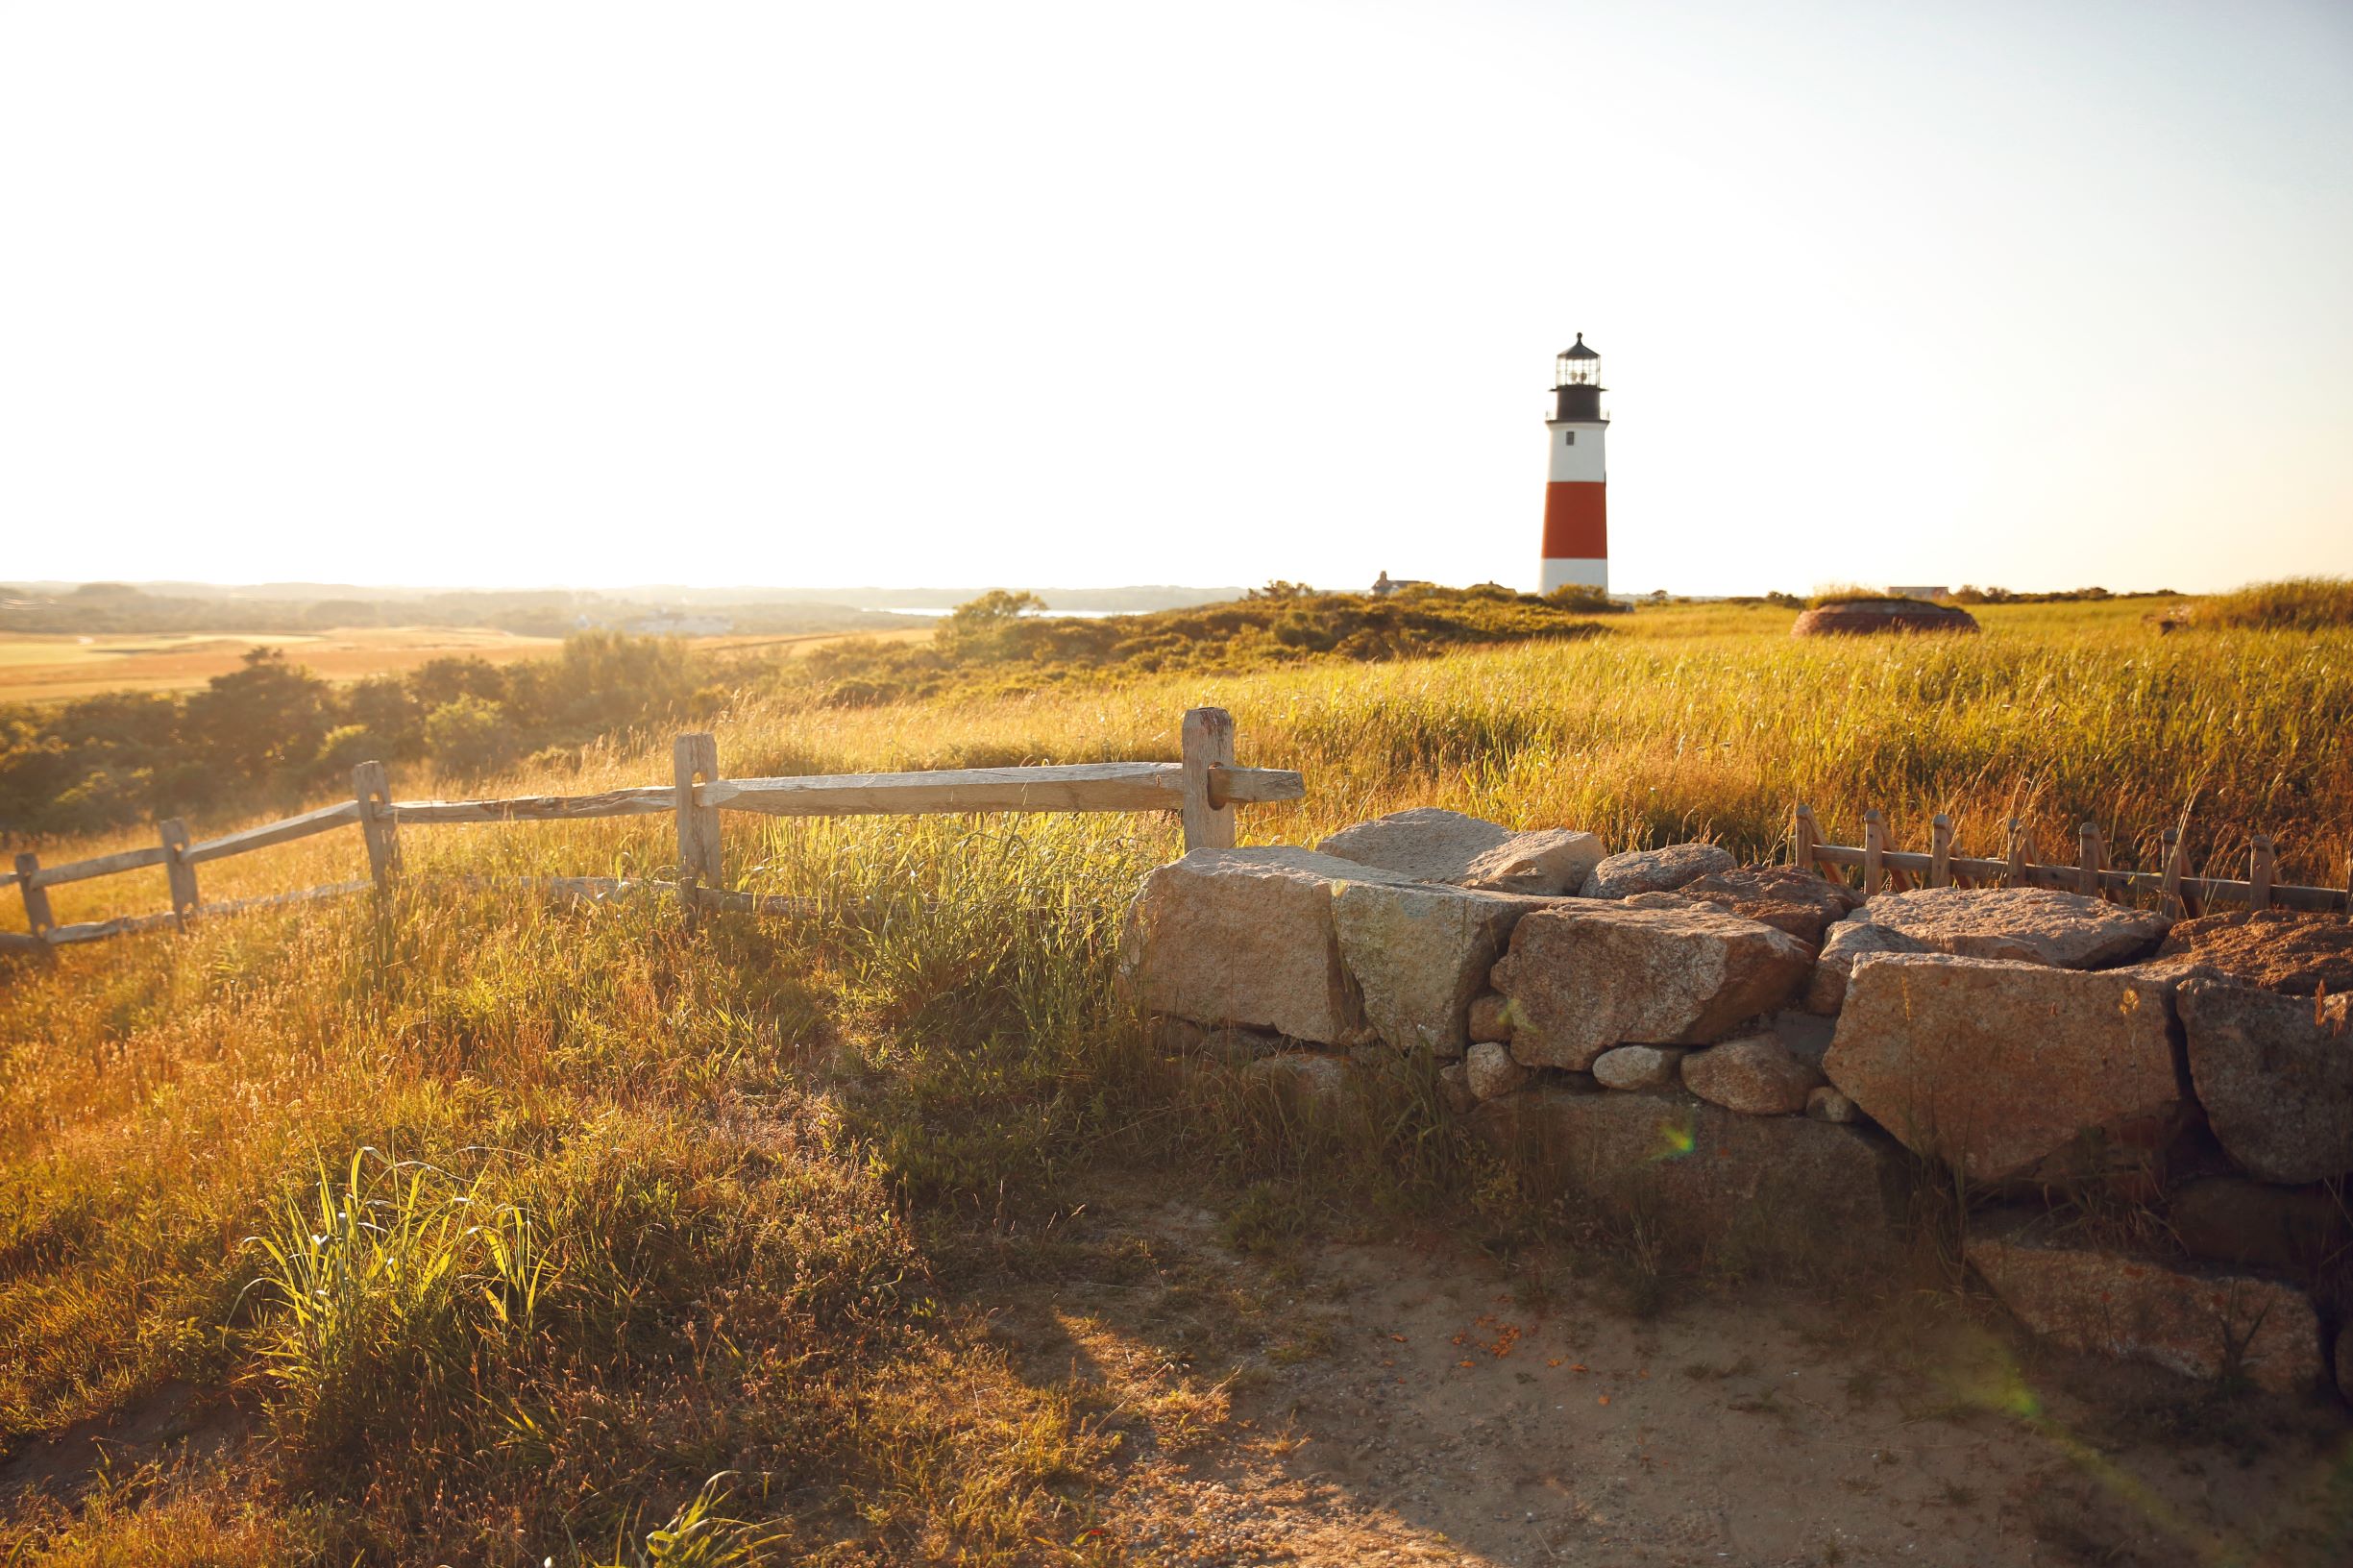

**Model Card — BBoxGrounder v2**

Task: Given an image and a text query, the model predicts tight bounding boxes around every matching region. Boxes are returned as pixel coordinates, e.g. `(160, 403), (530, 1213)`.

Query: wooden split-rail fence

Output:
(1794, 805), (2353, 919)
(0, 707), (1302, 955)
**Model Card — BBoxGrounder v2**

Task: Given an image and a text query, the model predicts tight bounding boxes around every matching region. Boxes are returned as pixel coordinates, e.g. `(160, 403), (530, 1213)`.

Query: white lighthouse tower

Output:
(1539, 333), (1608, 594)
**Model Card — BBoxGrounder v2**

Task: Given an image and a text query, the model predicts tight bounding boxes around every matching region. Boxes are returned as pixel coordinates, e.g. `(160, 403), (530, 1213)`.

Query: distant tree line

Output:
(0, 632), (727, 838)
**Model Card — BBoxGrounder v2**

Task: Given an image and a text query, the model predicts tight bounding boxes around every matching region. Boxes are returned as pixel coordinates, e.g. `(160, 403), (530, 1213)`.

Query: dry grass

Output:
(2190, 576), (2353, 633)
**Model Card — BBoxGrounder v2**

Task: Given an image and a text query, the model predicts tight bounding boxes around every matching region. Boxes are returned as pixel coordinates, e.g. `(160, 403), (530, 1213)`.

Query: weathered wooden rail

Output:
(1, 707), (1299, 955)
(1795, 805), (2353, 918)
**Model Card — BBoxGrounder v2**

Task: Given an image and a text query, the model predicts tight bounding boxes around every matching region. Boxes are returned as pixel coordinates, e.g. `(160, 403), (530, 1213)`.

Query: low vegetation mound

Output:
(1791, 599), (1978, 637)
(2189, 576), (2353, 632)
(797, 583), (1614, 707)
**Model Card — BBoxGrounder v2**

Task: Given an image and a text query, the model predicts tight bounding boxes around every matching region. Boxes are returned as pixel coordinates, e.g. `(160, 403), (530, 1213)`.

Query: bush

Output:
(424, 696), (519, 780)
(1542, 583), (1628, 614)
(310, 725), (387, 779)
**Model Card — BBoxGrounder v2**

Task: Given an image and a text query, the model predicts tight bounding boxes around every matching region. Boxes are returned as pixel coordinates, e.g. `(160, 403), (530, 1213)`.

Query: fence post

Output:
(13, 852), (54, 939)
(2005, 819), (2034, 890)
(1792, 804), (1818, 876)
(2249, 835), (2274, 912)
(674, 732), (723, 889)
(1930, 815), (1953, 888)
(1180, 707), (1237, 852)
(2077, 821), (2105, 899)
(159, 819), (198, 922)
(1862, 808), (1886, 898)
(2160, 827), (2187, 918)
(354, 761), (401, 890)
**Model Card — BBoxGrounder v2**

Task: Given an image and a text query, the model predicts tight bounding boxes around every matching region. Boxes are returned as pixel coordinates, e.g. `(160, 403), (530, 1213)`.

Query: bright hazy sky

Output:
(4, 1), (2347, 597)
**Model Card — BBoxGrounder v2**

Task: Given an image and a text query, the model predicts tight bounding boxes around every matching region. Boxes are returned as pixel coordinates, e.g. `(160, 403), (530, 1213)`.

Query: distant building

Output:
(1370, 571), (1432, 598)
(1887, 585), (1950, 602)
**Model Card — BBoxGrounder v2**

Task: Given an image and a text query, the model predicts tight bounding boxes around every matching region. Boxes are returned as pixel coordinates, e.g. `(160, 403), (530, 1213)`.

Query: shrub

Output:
(1542, 583), (1628, 614)
(424, 695), (519, 779)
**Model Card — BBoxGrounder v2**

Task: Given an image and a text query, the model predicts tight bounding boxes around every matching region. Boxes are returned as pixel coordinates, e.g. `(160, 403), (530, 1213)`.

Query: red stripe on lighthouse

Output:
(1541, 483), (1607, 560)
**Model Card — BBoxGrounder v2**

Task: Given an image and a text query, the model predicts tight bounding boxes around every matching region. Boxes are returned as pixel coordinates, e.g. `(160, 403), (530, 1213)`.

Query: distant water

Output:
(862, 607), (1130, 619)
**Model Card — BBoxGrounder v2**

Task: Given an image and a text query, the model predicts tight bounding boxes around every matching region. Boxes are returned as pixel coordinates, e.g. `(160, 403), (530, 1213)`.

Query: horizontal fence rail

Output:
(1795, 804), (2353, 919)
(1, 707), (1300, 956)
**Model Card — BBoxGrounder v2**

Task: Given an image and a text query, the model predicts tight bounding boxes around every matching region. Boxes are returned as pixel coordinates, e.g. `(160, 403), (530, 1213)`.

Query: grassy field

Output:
(3, 596), (2351, 1561)
(0, 627), (566, 702)
(0, 625), (932, 704)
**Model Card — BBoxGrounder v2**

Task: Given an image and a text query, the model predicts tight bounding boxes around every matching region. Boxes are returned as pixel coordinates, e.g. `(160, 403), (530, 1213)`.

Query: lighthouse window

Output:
(1564, 431), (1576, 445)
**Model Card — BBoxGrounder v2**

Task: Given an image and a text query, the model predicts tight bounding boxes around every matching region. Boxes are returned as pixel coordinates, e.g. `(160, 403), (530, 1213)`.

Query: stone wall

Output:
(1120, 808), (2353, 1404)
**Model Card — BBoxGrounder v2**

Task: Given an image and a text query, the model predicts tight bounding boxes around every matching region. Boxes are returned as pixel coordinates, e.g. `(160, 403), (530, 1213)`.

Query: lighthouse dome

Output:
(1558, 333), (1600, 359)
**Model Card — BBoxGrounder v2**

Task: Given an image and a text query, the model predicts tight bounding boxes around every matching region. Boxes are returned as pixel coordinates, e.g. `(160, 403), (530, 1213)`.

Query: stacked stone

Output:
(1120, 808), (2353, 1404)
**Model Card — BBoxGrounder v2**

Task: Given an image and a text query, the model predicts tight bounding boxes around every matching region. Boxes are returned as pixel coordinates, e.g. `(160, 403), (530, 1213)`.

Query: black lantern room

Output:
(1552, 332), (1605, 422)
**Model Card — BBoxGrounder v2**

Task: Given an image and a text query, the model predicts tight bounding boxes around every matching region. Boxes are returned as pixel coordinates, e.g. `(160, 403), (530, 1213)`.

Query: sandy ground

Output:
(993, 1188), (2353, 1568)
(6, 1178), (2345, 1565)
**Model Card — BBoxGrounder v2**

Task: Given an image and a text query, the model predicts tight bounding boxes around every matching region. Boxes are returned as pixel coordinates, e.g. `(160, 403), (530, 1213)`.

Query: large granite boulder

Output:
(1490, 904), (1815, 1070)
(1681, 1032), (1823, 1115)
(1804, 888), (2171, 1014)
(2177, 979), (2353, 1185)
(1579, 843), (1736, 900)
(1315, 808), (1603, 896)
(1472, 1085), (1905, 1263)
(2154, 910), (2353, 996)
(1331, 881), (1554, 1058)
(1966, 1224), (2323, 1394)
(1120, 847), (1417, 1044)
(1671, 865), (1862, 945)
(1822, 954), (2190, 1184)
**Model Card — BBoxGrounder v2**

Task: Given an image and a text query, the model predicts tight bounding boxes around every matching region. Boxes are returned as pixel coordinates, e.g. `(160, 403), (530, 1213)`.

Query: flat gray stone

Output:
(1672, 866), (1863, 945)
(1579, 843), (1736, 900)
(1315, 808), (1603, 895)
(1849, 886), (2170, 968)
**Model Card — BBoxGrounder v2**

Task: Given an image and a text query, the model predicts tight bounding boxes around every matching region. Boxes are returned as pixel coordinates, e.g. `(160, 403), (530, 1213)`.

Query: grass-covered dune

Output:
(3, 591), (2351, 1559)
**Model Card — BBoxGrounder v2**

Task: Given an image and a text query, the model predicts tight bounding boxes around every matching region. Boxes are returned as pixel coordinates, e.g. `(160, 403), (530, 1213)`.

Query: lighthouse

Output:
(1539, 333), (1608, 594)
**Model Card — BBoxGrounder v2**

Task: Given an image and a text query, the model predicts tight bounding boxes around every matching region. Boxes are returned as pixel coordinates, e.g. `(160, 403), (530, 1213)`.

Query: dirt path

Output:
(990, 1187), (2353, 1568)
